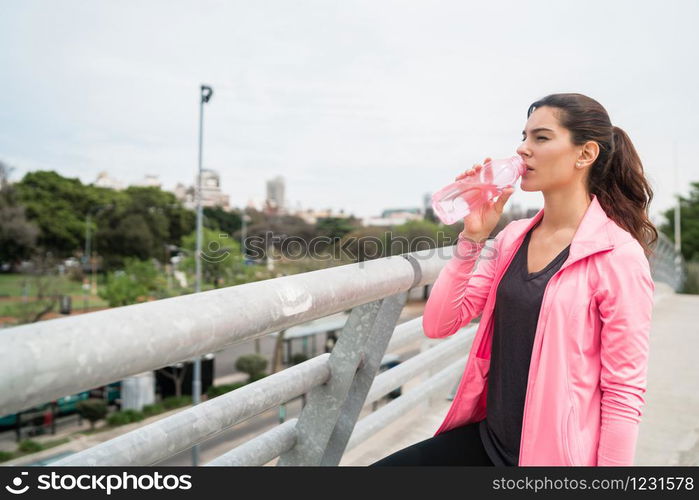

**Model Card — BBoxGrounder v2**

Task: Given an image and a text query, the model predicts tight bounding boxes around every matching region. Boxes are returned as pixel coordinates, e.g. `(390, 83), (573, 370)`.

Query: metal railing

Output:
(0, 230), (685, 466)
(0, 246), (461, 466)
(650, 232), (686, 292)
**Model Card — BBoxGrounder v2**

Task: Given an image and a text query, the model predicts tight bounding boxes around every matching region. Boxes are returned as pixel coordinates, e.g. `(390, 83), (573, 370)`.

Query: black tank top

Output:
(478, 220), (571, 466)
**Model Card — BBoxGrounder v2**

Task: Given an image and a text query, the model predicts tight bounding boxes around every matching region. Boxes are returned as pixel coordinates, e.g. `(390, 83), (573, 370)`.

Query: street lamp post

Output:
(192, 84), (213, 466)
(83, 214), (92, 312)
(673, 140), (682, 255)
(240, 213), (260, 353)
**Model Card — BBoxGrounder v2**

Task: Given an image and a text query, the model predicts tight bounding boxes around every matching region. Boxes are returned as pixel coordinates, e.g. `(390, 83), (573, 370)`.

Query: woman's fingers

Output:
(455, 161), (489, 181)
(494, 187), (515, 213)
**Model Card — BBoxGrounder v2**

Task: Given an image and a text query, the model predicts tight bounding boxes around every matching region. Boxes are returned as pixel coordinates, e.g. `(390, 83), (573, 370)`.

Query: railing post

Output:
(276, 292), (407, 466)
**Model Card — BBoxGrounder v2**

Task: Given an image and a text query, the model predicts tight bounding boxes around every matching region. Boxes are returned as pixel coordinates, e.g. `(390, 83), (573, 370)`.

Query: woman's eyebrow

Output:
(522, 127), (555, 135)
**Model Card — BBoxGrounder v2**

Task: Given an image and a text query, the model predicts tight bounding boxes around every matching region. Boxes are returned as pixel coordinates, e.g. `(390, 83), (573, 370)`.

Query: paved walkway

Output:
(636, 291), (699, 465)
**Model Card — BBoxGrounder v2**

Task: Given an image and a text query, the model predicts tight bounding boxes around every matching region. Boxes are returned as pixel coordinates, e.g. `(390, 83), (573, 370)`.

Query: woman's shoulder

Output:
(597, 222), (652, 284)
(602, 218), (646, 261)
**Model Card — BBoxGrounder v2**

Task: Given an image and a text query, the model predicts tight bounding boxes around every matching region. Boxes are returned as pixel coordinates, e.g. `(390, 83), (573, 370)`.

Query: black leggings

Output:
(369, 420), (496, 466)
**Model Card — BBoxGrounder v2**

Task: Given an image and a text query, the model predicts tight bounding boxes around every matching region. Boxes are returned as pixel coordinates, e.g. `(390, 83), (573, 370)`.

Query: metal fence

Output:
(0, 229), (685, 466)
(650, 232), (686, 292)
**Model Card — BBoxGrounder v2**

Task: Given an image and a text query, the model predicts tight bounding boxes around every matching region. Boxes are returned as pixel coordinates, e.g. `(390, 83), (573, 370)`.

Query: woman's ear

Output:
(577, 141), (600, 169)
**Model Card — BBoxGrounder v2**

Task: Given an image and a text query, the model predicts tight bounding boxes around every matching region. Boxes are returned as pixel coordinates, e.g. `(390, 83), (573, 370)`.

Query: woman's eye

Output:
(537, 137), (548, 141)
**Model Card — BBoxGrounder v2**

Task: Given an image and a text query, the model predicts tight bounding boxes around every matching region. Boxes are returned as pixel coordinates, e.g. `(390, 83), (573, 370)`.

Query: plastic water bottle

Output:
(431, 155), (526, 224)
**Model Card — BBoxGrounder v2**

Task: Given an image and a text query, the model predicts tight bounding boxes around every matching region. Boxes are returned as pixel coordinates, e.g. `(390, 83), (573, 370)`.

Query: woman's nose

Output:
(516, 143), (529, 157)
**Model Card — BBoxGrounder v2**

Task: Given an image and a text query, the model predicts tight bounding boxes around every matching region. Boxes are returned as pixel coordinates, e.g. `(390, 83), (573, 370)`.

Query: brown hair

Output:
(527, 93), (658, 257)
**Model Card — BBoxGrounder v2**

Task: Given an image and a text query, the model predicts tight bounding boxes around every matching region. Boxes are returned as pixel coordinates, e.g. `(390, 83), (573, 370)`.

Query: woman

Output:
(371, 93), (657, 467)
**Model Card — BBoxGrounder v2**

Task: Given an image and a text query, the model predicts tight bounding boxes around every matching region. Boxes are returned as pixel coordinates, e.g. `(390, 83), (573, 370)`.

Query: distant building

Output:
(362, 207), (424, 227)
(423, 191), (437, 222)
(381, 208), (423, 219)
(266, 176), (285, 213)
(294, 207), (351, 225)
(423, 192), (432, 211)
(173, 183), (194, 206)
(93, 171), (124, 190)
(173, 169), (230, 210)
(133, 174), (162, 189)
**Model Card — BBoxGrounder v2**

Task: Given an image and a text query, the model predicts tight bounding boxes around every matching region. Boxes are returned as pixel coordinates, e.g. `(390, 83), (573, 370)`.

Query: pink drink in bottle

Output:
(431, 155), (526, 224)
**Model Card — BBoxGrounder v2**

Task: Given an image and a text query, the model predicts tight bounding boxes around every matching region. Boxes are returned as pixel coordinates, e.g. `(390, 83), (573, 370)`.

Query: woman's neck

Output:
(539, 187), (592, 234)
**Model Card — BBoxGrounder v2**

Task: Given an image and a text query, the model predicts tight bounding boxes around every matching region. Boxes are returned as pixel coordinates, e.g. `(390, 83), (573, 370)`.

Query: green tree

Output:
(15, 171), (100, 256)
(315, 217), (358, 241)
(235, 354), (268, 382)
(203, 207), (242, 235)
(660, 182), (699, 262)
(243, 213), (317, 256)
(96, 187), (194, 269)
(15, 252), (65, 324)
(181, 227), (248, 287)
(98, 258), (166, 307)
(0, 161), (39, 265)
(14, 170), (194, 268)
(392, 220), (453, 254)
(338, 226), (391, 262)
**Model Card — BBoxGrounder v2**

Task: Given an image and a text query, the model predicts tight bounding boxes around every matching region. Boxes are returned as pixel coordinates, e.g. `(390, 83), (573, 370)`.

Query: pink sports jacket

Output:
(422, 194), (654, 466)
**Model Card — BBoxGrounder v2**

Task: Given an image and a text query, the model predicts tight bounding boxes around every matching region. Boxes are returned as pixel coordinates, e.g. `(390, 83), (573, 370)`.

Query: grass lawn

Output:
(0, 273), (101, 298)
(0, 274), (109, 320)
(0, 437), (71, 464)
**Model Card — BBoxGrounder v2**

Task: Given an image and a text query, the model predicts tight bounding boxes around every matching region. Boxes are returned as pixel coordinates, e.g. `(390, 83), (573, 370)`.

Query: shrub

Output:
(161, 396), (191, 410)
(142, 403), (165, 417)
(291, 353), (308, 365)
(18, 439), (43, 453)
(248, 373), (268, 383)
(682, 261), (699, 294)
(206, 382), (246, 399)
(235, 354), (268, 382)
(106, 412), (131, 427)
(76, 399), (108, 430)
(0, 450), (13, 462)
(122, 409), (144, 423)
(106, 409), (143, 426)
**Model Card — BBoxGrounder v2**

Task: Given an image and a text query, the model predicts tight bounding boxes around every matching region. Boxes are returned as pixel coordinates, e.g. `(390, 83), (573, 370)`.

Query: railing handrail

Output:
(0, 247), (451, 416)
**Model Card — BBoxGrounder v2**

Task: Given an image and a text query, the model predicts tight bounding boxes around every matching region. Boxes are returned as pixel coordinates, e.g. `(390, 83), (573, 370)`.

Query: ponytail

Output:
(589, 126), (658, 258)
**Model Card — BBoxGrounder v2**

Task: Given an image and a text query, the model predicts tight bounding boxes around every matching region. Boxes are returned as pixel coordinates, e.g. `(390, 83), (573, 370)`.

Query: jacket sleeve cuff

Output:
(442, 236), (486, 275)
(596, 419), (640, 466)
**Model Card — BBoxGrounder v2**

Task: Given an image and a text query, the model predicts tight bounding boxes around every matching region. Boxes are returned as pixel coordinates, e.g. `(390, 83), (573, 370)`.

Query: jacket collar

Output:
(509, 194), (615, 268)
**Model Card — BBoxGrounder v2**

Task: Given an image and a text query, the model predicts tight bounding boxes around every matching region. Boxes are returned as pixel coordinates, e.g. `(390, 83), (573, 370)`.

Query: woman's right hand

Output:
(455, 158), (515, 242)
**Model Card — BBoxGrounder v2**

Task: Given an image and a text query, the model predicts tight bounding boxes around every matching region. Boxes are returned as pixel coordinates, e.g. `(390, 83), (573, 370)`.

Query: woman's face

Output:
(516, 106), (585, 193)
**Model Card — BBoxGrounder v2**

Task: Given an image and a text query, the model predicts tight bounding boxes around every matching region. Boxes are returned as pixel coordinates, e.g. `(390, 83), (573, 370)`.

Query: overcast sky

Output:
(1, 0), (697, 221)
